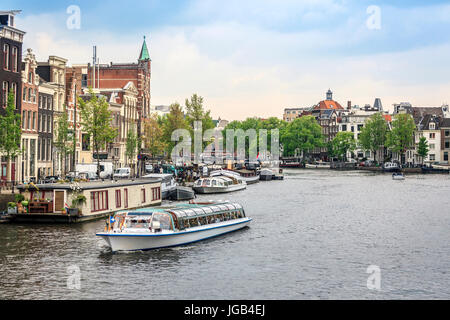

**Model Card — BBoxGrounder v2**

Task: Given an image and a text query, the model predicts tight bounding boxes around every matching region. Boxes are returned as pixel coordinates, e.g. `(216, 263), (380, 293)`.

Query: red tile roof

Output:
(314, 100), (344, 111)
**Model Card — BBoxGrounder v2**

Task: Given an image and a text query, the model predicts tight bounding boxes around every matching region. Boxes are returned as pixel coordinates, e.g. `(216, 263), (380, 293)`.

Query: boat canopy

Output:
(168, 203), (243, 220)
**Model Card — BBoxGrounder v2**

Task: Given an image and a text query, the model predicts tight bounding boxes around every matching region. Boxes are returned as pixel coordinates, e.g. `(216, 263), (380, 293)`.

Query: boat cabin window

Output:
(151, 212), (173, 231)
(127, 218), (151, 229)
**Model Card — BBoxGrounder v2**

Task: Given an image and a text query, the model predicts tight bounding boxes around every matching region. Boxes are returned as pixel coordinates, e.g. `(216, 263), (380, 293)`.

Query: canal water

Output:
(0, 169), (449, 300)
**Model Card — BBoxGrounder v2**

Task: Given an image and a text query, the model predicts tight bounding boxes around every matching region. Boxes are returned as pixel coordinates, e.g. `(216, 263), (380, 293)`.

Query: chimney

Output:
(347, 101), (352, 110)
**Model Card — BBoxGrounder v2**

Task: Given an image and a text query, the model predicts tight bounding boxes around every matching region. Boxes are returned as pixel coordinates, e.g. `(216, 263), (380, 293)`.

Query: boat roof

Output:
(125, 202), (243, 219)
(16, 178), (161, 191)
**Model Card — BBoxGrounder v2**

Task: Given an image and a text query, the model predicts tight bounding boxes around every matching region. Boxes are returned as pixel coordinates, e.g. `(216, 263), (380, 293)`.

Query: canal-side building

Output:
(19, 48), (39, 183)
(96, 81), (139, 171)
(0, 10), (25, 183)
(36, 56), (68, 175)
(37, 80), (56, 179)
(441, 118), (450, 164)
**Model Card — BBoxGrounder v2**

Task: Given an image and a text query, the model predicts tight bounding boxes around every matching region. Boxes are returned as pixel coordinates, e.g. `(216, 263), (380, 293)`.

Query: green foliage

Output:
(54, 111), (73, 175)
(0, 90), (22, 160)
(160, 102), (189, 156)
(358, 113), (388, 162)
(386, 114), (416, 162)
(281, 116), (324, 157)
(329, 132), (357, 161)
(71, 194), (87, 208)
(417, 136), (429, 164)
(78, 88), (118, 175)
(15, 194), (25, 203)
(125, 128), (138, 163)
(144, 113), (167, 157)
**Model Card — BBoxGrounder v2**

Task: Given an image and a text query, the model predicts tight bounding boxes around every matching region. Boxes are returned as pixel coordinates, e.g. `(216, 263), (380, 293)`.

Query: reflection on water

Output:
(0, 169), (449, 300)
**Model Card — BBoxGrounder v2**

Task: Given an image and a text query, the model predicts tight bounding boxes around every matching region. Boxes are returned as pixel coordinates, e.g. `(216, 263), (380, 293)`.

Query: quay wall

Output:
(0, 194), (15, 211)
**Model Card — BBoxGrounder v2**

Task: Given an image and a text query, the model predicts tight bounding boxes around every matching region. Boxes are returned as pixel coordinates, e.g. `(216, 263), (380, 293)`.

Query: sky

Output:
(4, 0), (450, 120)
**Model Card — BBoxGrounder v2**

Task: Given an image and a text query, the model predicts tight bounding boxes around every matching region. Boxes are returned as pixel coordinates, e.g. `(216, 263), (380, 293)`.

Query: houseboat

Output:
(193, 176), (247, 194)
(96, 201), (252, 252)
(13, 179), (162, 223)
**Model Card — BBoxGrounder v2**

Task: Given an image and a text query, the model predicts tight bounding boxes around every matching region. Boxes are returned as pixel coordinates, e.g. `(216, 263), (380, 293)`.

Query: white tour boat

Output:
(192, 175), (247, 194)
(96, 202), (252, 252)
(210, 169), (259, 185)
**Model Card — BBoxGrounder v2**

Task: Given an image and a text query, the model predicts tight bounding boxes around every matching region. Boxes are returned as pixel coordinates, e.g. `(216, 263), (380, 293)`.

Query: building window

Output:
(91, 191), (109, 212)
(429, 154), (436, 161)
(444, 152), (449, 162)
(3, 44), (9, 70)
(2, 81), (8, 106)
(12, 47), (18, 72)
(429, 144), (435, 150)
(445, 141), (450, 149)
(429, 123), (435, 130)
(341, 124), (347, 131)
(429, 133), (436, 139)
(22, 110), (26, 129)
(124, 189), (128, 208)
(115, 190), (121, 208)
(141, 188), (146, 203)
(445, 130), (450, 137)
(152, 187), (161, 201)
(32, 112), (36, 130)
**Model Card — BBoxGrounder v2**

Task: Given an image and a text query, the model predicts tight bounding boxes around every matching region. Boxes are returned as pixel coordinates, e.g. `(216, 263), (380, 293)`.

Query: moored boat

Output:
(383, 162), (401, 173)
(392, 172), (405, 180)
(305, 162), (331, 169)
(211, 169), (260, 185)
(193, 175), (247, 194)
(142, 173), (176, 200)
(96, 202), (252, 252)
(169, 186), (195, 201)
(259, 168), (274, 181)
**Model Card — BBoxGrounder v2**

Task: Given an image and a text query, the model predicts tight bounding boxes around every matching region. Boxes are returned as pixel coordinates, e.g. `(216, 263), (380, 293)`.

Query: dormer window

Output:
(429, 123), (435, 130)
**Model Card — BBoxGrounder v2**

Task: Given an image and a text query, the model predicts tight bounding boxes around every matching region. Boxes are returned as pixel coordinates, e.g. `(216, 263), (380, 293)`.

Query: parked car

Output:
(43, 176), (60, 184)
(113, 167), (131, 179)
(78, 172), (99, 181)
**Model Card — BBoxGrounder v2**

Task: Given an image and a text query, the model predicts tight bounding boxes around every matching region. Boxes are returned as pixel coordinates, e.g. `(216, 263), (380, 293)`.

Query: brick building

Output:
(19, 48), (39, 182)
(1, 10), (25, 182)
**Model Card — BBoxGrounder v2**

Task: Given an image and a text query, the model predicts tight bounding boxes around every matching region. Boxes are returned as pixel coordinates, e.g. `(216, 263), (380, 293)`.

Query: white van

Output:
(113, 167), (131, 179)
(76, 162), (113, 179)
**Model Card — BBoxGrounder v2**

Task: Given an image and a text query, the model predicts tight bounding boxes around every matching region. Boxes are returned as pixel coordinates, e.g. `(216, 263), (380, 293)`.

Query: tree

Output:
(0, 90), (22, 183)
(78, 88), (118, 178)
(185, 94), (215, 149)
(53, 111), (72, 176)
(281, 116), (324, 158)
(329, 132), (357, 162)
(386, 114), (416, 164)
(417, 136), (429, 165)
(161, 102), (189, 156)
(358, 113), (388, 163)
(125, 128), (138, 168)
(144, 114), (166, 159)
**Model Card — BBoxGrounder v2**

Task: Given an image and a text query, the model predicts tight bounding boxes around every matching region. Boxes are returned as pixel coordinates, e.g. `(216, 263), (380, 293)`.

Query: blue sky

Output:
(4, 0), (450, 119)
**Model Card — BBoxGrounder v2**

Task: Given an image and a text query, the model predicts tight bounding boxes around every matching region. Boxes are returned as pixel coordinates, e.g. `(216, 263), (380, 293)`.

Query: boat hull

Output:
(97, 218), (252, 252)
(169, 186), (195, 200)
(193, 184), (247, 194)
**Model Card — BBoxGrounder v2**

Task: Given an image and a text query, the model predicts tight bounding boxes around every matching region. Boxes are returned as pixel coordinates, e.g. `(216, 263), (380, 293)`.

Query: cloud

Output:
(14, 1), (450, 121)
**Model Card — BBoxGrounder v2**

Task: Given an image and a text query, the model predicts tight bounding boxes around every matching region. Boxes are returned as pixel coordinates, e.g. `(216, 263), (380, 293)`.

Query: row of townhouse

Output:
(285, 90), (450, 164)
(0, 10), (151, 184)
